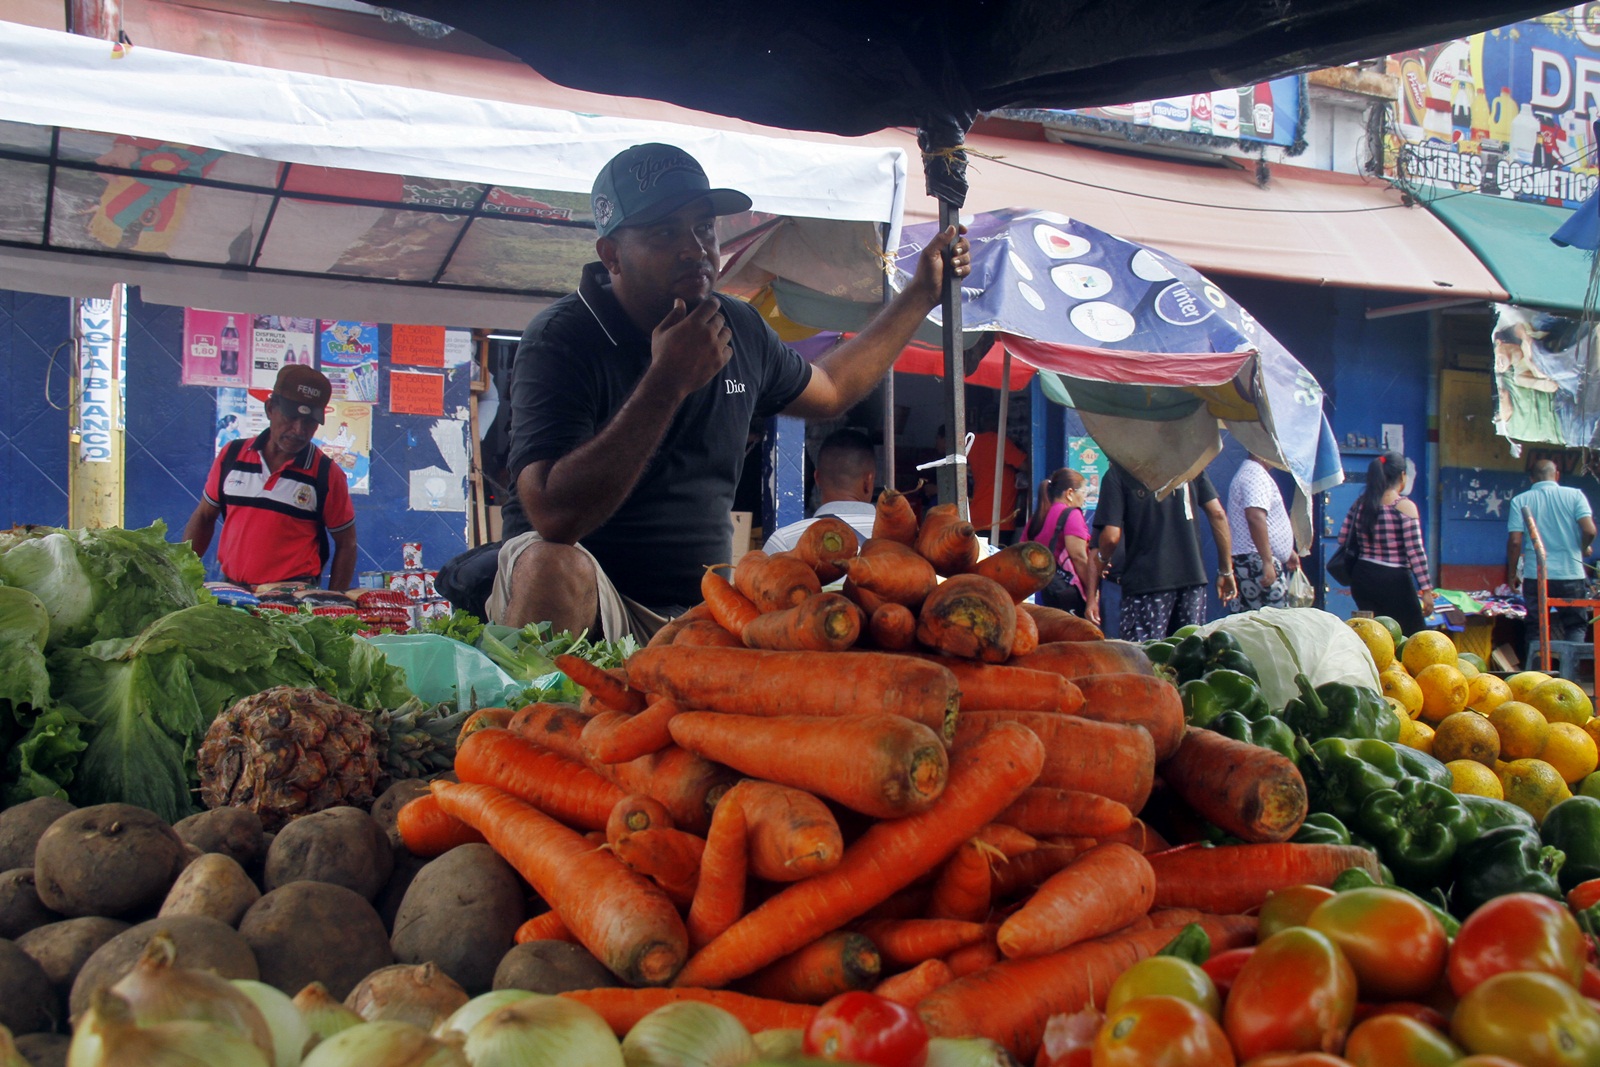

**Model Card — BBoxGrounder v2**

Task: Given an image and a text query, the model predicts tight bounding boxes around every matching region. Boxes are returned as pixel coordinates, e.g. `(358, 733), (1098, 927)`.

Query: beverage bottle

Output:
(1252, 80), (1275, 138)
(1470, 81), (1492, 142)
(1190, 92), (1212, 134)
(1451, 62), (1474, 144)
(220, 316), (239, 378)
(1423, 57), (1455, 142)
(1511, 102), (1539, 165)
(1488, 87), (1517, 146)
(1211, 88), (1241, 138)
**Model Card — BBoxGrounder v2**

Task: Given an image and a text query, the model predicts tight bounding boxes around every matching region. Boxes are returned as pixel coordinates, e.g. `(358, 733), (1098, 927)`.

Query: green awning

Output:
(1415, 189), (1592, 314)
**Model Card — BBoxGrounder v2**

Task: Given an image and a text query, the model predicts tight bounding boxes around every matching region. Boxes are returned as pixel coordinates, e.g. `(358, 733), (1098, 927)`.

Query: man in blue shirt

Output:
(1507, 459), (1596, 644)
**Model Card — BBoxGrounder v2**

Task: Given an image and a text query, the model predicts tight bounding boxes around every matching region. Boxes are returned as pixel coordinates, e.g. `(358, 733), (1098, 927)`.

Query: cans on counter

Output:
(402, 542), (424, 570)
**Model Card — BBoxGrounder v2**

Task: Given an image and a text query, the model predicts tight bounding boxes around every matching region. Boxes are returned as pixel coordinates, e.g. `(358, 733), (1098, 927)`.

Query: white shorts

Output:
(485, 530), (671, 642)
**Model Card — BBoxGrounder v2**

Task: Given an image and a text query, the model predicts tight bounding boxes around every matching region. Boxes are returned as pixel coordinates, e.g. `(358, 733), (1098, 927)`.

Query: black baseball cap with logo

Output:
(266, 363), (332, 424)
(590, 143), (752, 238)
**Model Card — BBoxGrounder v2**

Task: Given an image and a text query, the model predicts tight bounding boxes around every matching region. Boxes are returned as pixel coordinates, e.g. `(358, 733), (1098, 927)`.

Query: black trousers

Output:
(1523, 578), (1591, 643)
(1350, 559), (1427, 635)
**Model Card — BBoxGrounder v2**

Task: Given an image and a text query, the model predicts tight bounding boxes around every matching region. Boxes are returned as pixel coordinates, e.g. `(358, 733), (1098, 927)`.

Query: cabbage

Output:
(0, 586), (51, 711)
(0, 522), (207, 649)
(5, 706), (88, 805)
(1195, 607), (1382, 711)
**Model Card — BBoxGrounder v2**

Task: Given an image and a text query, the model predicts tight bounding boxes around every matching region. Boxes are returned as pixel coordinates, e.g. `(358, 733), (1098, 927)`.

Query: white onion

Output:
(293, 982), (362, 1047)
(346, 964), (469, 1032)
(621, 1002), (756, 1067)
(233, 979), (314, 1067)
(462, 996), (623, 1067)
(299, 1020), (467, 1067)
(108, 933), (273, 1058)
(925, 1036), (1022, 1067)
(751, 1028), (804, 1059)
(432, 990), (538, 1041)
(68, 989), (272, 1067)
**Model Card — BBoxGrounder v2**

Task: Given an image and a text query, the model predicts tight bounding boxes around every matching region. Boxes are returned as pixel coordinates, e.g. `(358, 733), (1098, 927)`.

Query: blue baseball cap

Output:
(591, 143), (752, 238)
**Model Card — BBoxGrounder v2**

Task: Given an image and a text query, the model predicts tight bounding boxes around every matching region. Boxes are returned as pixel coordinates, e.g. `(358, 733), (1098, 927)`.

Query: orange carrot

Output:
(613, 828), (705, 906)
(432, 781), (687, 986)
(916, 503), (981, 576)
(943, 938), (1001, 978)
(701, 565), (761, 636)
(996, 844), (1156, 959)
(583, 698), (685, 765)
(1148, 842), (1382, 914)
(561, 988), (816, 1036)
(859, 887), (934, 924)
(514, 910), (576, 944)
(794, 517), (861, 583)
(625, 646), (958, 738)
(1019, 603), (1106, 643)
(867, 602), (918, 651)
(673, 721), (1045, 989)
(872, 487), (920, 545)
(737, 931), (882, 1004)
(968, 541), (1056, 602)
(1092, 819), (1171, 854)
(669, 711), (949, 820)
(603, 744), (738, 836)
(1073, 673), (1187, 762)
(952, 710), (1155, 812)
(453, 728), (626, 831)
(506, 702), (589, 760)
(647, 603), (712, 648)
(1159, 727), (1307, 843)
(917, 656), (1084, 714)
(994, 788), (1134, 839)
(916, 574), (1018, 663)
(1012, 607), (1039, 658)
(455, 707), (516, 748)
(842, 539), (939, 609)
(673, 619), (746, 648)
(606, 793), (674, 840)
(874, 959), (955, 1007)
(688, 784), (750, 950)
(843, 577), (893, 617)
(396, 794), (486, 857)
(928, 823), (1039, 920)
(556, 653), (645, 713)
(736, 780), (842, 883)
(990, 843), (1086, 902)
(1012, 640), (1154, 678)
(742, 591), (861, 652)
(734, 550), (821, 612)
(918, 914), (1259, 1061)
(858, 919), (991, 969)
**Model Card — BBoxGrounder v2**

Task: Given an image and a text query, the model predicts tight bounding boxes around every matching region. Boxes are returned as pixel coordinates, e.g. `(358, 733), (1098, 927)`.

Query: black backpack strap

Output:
(309, 451), (334, 571)
(1050, 505), (1076, 554)
(214, 437), (247, 518)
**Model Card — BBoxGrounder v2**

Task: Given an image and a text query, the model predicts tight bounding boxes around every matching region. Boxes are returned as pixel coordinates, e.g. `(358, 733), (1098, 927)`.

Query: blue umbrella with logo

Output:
(885, 207), (1343, 547)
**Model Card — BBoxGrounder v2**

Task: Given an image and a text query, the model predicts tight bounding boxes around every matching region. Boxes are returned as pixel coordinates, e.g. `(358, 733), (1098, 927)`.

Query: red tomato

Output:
(1450, 970), (1600, 1067)
(1224, 927), (1357, 1060)
(1202, 947), (1256, 1001)
(1340, 1013), (1461, 1067)
(1583, 964), (1600, 1001)
(804, 991), (929, 1067)
(1091, 995), (1235, 1067)
(1307, 888), (1448, 1001)
(1238, 1055), (1351, 1066)
(1448, 893), (1588, 997)
(1349, 1002), (1450, 1032)
(1257, 885), (1338, 942)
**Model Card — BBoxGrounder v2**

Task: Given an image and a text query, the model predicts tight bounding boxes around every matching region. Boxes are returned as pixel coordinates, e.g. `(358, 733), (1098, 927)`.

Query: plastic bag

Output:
(1286, 568), (1315, 609)
(1196, 607), (1381, 711)
(361, 633), (526, 708)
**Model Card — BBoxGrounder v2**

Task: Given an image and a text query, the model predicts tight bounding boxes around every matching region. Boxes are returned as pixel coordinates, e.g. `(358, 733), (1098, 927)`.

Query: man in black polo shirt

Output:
(487, 143), (969, 638)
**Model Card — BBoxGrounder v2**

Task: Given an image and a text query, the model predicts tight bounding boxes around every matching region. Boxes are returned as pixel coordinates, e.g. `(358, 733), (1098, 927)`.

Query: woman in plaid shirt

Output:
(1337, 451), (1435, 635)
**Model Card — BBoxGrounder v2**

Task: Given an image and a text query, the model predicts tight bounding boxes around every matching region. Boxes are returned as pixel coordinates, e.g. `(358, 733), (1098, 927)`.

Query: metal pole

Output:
(1525, 506), (1551, 673)
(937, 199), (968, 517)
(990, 346), (1013, 543)
(880, 222), (896, 491)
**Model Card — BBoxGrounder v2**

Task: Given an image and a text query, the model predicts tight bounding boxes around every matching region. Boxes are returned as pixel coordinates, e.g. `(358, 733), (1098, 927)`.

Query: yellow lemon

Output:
(1499, 758), (1573, 823)
(1402, 630), (1460, 675)
(1585, 715), (1600, 753)
(1380, 670), (1425, 718)
(1467, 673), (1513, 716)
(1508, 671), (1555, 702)
(1348, 618), (1396, 672)
(1540, 722), (1600, 785)
(1526, 678), (1595, 726)
(1489, 700), (1552, 761)
(1399, 717), (1436, 755)
(1415, 663), (1470, 724)
(1447, 758), (1504, 799)
(1432, 710), (1502, 766)
(1456, 658), (1481, 680)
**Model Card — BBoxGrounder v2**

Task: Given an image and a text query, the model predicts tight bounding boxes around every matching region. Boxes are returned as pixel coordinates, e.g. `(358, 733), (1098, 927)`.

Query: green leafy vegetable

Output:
(4, 706), (88, 806)
(0, 586), (51, 711)
(423, 609), (486, 646)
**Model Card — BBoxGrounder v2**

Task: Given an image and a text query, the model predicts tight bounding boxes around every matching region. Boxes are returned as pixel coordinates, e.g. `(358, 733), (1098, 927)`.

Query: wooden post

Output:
(68, 288), (126, 530)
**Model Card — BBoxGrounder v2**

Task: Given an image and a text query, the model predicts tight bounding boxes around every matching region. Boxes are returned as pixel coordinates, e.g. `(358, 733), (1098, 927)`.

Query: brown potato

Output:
(69, 914), (258, 1021)
(0, 869), (60, 939)
(173, 808), (267, 871)
(492, 940), (619, 994)
(159, 853), (261, 927)
(264, 807), (392, 901)
(370, 780), (430, 851)
(16, 916), (128, 997)
(375, 847), (429, 933)
(390, 844), (525, 994)
(0, 797), (74, 872)
(0, 939), (61, 1033)
(239, 881), (392, 1000)
(33, 804), (185, 918)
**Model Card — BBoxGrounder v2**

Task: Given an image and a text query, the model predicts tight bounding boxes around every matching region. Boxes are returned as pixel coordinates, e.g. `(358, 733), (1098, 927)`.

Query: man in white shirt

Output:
(1227, 454), (1299, 611)
(762, 428), (878, 553)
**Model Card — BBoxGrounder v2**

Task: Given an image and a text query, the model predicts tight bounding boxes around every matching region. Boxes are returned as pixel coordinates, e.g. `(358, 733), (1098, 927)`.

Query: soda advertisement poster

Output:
(1388, 6), (1599, 207)
(319, 320), (380, 403)
(249, 315), (317, 390)
(182, 308), (249, 387)
(313, 400), (373, 495)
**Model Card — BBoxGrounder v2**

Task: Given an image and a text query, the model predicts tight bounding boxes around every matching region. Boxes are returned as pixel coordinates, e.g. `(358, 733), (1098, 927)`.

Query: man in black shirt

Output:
(487, 143), (969, 638)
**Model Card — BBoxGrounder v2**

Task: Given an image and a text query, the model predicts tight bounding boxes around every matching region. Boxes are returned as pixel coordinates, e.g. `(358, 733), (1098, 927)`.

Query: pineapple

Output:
(197, 687), (465, 831)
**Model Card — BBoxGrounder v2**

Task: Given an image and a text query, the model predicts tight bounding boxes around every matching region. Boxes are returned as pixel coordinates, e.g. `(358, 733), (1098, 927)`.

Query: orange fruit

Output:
(1466, 673), (1513, 715)
(1398, 716), (1435, 755)
(1447, 758), (1504, 799)
(1498, 758), (1573, 823)
(1415, 663), (1469, 724)
(1507, 671), (1555, 702)
(1380, 670), (1424, 719)
(1431, 711), (1501, 766)
(1401, 631), (1459, 675)
(1540, 722), (1600, 785)
(1348, 618), (1396, 672)
(1526, 678), (1594, 726)
(1489, 700), (1552, 761)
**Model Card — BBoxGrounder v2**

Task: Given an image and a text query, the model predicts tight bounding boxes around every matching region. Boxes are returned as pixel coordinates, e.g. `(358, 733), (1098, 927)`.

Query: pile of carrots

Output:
(396, 492), (1382, 1062)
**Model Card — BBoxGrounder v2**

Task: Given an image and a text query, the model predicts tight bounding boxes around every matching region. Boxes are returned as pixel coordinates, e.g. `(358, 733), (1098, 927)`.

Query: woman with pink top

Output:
(1024, 468), (1098, 621)
(1336, 450), (1436, 635)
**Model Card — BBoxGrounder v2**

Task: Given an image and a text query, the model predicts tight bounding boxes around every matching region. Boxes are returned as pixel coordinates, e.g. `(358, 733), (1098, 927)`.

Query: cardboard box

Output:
(730, 511), (753, 560)
(1491, 643), (1521, 672)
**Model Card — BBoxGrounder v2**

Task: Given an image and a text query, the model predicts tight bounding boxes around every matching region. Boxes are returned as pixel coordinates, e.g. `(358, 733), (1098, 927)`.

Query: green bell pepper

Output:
(1211, 710), (1298, 762)
(1282, 674), (1401, 743)
(1299, 737), (1407, 822)
(1292, 811), (1352, 846)
(1205, 669), (1270, 720)
(1332, 865), (1461, 937)
(1449, 825), (1566, 918)
(1169, 635), (1209, 683)
(1394, 744), (1453, 788)
(1457, 792), (1537, 838)
(1539, 795), (1600, 892)
(1156, 923), (1211, 965)
(1207, 648), (1259, 680)
(1179, 679), (1227, 728)
(1353, 777), (1477, 890)
(1168, 631), (1261, 684)
(1145, 639), (1178, 666)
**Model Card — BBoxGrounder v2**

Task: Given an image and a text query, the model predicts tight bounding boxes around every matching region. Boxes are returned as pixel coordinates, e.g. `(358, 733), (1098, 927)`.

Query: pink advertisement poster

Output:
(182, 309), (250, 387)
